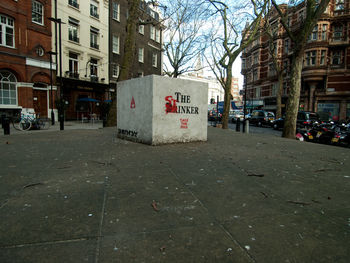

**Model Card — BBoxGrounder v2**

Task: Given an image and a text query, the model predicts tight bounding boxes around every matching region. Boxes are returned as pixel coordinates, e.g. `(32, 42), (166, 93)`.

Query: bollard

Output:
(245, 120), (249, 133)
(236, 118), (240, 132)
(3, 116), (10, 135)
(1, 114), (5, 129)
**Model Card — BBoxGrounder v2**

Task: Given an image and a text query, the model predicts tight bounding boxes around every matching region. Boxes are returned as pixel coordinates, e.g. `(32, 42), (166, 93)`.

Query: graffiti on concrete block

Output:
(165, 92), (199, 115)
(130, 96), (136, 109)
(180, 118), (189, 129)
(118, 129), (138, 137)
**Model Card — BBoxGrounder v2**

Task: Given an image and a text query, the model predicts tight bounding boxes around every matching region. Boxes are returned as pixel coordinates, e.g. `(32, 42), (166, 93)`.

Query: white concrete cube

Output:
(117, 75), (208, 145)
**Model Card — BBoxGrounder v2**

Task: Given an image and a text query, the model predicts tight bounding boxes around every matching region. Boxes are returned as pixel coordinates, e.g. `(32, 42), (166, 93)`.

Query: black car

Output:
(249, 110), (275, 127)
(296, 111), (320, 127)
(272, 111), (320, 130)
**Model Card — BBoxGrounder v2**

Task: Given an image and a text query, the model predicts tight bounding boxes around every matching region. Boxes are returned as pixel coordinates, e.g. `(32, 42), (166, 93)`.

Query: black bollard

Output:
(236, 118), (240, 132)
(3, 116), (10, 135)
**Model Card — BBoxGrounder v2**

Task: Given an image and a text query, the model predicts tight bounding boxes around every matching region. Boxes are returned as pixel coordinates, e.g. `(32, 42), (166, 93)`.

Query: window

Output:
(271, 21), (278, 37)
(283, 60), (289, 76)
(155, 29), (160, 42)
(68, 52), (79, 78)
(242, 59), (246, 69)
(138, 47), (144, 63)
(0, 15), (15, 48)
(150, 25), (155, 40)
(268, 63), (276, 76)
(112, 35), (119, 54)
(90, 27), (99, 49)
(310, 25), (318, 41)
(90, 58), (98, 77)
(321, 24), (328, 40)
(271, 83), (278, 96)
(90, 0), (99, 19)
(305, 51), (316, 66)
(333, 25), (343, 41)
(253, 69), (258, 81)
(68, 17), (79, 43)
(32, 1), (43, 25)
(298, 10), (304, 22)
(0, 70), (17, 106)
(273, 41), (278, 56)
(332, 50), (342, 65)
(255, 87), (260, 98)
(253, 52), (258, 64)
(112, 2), (120, 21)
(68, 0), (79, 9)
(112, 64), (119, 78)
(320, 50), (326, 65)
(335, 0), (345, 11)
(284, 39), (289, 54)
(152, 53), (157, 67)
(139, 21), (144, 35)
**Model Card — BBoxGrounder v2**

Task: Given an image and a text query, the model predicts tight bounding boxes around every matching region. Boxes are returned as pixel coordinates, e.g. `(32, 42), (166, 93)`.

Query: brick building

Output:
(242, 0), (350, 121)
(0, 0), (55, 118)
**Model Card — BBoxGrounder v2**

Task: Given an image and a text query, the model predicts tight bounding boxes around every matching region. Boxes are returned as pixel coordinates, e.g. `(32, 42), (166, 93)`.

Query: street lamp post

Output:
(48, 51), (57, 125)
(49, 16), (65, 130)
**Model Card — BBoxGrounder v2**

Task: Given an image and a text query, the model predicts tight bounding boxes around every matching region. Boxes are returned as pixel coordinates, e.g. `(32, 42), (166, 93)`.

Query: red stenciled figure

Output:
(165, 96), (177, 114)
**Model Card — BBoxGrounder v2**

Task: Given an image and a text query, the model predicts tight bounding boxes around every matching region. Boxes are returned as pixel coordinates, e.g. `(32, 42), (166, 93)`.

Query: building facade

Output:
(0, 0), (55, 118)
(55, 0), (110, 120)
(109, 0), (163, 90)
(242, 0), (350, 121)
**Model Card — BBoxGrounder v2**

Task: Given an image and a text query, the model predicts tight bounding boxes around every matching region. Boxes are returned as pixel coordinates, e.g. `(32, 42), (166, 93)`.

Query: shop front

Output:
(60, 77), (109, 120)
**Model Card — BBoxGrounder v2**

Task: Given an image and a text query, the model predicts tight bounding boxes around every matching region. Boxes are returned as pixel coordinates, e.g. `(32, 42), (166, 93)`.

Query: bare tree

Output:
(271, 0), (330, 138)
(163, 0), (210, 78)
(205, 0), (268, 129)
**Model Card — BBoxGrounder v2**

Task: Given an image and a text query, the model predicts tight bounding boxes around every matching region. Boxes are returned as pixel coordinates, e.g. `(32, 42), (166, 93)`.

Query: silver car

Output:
(229, 110), (244, 123)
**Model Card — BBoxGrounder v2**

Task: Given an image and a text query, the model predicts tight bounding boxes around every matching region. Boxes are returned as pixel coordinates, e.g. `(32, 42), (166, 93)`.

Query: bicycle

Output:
(12, 112), (51, 131)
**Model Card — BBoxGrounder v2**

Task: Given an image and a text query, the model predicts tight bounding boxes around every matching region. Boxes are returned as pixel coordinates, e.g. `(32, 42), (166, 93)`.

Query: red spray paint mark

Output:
(180, 118), (189, 129)
(165, 96), (177, 114)
(130, 96), (136, 109)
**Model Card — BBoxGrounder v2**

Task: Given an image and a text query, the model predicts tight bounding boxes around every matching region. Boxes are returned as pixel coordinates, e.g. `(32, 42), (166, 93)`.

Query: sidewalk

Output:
(1, 120), (103, 136)
(0, 127), (349, 262)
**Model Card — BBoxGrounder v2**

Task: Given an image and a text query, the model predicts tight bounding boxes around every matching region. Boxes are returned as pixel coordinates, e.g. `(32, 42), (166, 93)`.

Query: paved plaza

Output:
(0, 127), (349, 262)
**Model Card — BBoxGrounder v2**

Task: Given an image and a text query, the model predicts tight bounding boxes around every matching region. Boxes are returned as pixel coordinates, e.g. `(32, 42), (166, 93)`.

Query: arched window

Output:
(0, 70), (17, 105)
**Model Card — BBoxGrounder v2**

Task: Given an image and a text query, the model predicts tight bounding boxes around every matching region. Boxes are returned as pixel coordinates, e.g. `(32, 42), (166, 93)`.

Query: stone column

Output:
(308, 83), (317, 112)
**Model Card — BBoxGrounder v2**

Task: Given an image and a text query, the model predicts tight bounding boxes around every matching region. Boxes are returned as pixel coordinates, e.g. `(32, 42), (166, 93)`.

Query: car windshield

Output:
(306, 113), (318, 120)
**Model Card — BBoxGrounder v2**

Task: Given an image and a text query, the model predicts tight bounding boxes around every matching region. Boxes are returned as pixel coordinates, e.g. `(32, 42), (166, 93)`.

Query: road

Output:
(209, 121), (283, 137)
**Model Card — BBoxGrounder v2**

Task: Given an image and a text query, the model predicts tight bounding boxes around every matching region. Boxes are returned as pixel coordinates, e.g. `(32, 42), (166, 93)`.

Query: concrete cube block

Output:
(117, 75), (208, 145)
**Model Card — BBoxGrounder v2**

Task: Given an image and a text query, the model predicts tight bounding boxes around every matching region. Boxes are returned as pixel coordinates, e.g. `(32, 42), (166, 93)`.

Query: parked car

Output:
(249, 110), (275, 127)
(296, 111), (320, 128)
(229, 110), (244, 123)
(272, 111), (321, 130)
(208, 110), (222, 122)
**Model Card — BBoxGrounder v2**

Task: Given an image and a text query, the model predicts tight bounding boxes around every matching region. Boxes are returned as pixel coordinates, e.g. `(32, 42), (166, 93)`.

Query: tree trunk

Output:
(106, 0), (140, 127)
(222, 65), (232, 129)
(275, 72), (284, 119)
(282, 54), (303, 139)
